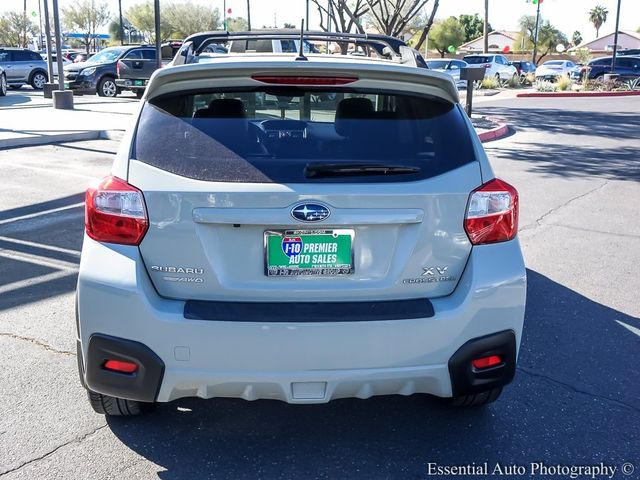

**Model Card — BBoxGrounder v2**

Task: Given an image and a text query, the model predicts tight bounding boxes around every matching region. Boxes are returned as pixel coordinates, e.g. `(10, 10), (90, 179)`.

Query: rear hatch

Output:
(128, 68), (481, 302)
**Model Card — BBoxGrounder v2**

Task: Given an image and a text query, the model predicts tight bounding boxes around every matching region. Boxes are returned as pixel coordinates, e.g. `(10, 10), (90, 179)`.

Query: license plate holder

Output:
(264, 229), (354, 277)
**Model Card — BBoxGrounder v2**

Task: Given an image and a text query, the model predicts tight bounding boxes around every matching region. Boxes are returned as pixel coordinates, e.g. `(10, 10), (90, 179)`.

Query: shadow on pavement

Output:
(106, 270), (640, 479)
(488, 142), (640, 180)
(0, 194), (83, 311)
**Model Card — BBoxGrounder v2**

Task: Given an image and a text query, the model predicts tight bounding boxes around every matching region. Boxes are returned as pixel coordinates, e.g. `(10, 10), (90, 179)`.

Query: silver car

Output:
(0, 48), (48, 90)
(76, 34), (526, 416)
(426, 59), (468, 88)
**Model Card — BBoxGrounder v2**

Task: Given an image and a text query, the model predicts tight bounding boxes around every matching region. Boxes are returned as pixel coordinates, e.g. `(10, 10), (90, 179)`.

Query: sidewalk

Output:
(0, 90), (138, 149)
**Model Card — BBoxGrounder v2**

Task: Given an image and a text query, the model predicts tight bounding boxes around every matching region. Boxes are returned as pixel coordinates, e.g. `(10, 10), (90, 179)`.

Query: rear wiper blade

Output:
(305, 163), (420, 178)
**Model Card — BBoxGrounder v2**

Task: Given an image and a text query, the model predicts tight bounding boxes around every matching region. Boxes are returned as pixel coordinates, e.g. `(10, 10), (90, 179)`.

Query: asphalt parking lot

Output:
(0, 95), (638, 479)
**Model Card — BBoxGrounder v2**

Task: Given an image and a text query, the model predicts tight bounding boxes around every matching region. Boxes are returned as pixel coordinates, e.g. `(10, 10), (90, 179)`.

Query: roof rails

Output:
(173, 30), (427, 69)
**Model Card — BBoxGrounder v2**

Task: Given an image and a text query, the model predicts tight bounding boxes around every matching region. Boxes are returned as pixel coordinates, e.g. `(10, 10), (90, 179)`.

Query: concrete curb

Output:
(517, 91), (640, 98)
(0, 130), (124, 149)
(478, 123), (510, 143)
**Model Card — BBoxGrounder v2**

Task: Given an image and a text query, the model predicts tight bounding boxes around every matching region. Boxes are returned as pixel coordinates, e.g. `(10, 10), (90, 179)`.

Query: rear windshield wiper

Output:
(305, 163), (420, 178)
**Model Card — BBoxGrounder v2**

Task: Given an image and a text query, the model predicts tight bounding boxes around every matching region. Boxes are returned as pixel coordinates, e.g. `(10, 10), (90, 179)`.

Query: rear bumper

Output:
(115, 78), (147, 90)
(77, 236), (526, 404)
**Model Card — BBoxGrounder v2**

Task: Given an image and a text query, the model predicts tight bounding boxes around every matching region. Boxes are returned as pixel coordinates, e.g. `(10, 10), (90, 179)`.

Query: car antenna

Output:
(295, 19), (308, 61)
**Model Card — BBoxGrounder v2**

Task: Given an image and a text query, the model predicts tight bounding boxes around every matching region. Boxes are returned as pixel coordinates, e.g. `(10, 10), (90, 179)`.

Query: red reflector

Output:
(471, 355), (502, 369)
(251, 75), (357, 85)
(103, 359), (138, 374)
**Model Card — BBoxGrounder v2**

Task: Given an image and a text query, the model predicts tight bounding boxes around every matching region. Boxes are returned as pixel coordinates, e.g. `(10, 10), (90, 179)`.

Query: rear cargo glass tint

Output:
(134, 88), (475, 183)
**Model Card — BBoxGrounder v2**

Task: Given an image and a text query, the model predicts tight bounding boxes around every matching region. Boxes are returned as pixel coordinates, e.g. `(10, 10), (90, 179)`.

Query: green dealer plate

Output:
(265, 229), (354, 277)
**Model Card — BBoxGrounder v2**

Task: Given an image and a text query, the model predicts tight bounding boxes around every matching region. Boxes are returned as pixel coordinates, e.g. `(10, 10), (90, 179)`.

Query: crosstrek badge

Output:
(282, 236), (303, 257)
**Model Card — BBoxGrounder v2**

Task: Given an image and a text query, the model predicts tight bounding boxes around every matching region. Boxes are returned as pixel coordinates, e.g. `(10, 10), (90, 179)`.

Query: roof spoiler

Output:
(173, 30), (427, 69)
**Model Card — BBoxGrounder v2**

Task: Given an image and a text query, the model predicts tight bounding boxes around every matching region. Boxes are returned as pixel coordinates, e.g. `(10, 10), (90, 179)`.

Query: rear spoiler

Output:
(173, 30), (428, 69)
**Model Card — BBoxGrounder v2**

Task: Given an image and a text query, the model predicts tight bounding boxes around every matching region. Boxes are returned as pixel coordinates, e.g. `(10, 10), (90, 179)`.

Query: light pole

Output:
(483, 0), (489, 53)
(610, 0), (622, 73)
(247, 0), (251, 30)
(531, 0), (541, 65)
(42, 0), (54, 86)
(154, 0), (161, 69)
(118, 0), (124, 45)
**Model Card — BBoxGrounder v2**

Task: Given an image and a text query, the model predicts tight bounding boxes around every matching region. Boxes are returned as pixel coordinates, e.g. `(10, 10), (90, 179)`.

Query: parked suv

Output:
(77, 32), (526, 416)
(462, 54), (517, 81)
(578, 55), (640, 81)
(0, 48), (48, 89)
(64, 45), (156, 97)
(511, 60), (536, 83)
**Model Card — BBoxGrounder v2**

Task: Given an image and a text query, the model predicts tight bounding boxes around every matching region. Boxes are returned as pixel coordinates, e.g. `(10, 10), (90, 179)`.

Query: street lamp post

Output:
(118, 0), (124, 46)
(610, 0), (622, 73)
(154, 0), (161, 69)
(42, 0), (54, 83)
(531, 0), (541, 65)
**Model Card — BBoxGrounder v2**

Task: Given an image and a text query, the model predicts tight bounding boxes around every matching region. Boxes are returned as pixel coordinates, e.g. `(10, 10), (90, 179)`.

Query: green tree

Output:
(62, 0), (111, 54)
(588, 5), (608, 38)
(226, 17), (248, 32)
(126, 0), (172, 42)
(165, 3), (220, 38)
(572, 30), (582, 47)
(458, 13), (489, 43)
(0, 12), (38, 47)
(428, 16), (465, 58)
(515, 15), (567, 63)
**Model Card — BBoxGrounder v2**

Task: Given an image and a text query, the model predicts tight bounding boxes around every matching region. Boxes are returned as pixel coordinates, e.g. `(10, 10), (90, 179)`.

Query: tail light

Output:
(116, 60), (121, 77)
(484, 63), (492, 68)
(464, 178), (518, 245)
(85, 176), (148, 245)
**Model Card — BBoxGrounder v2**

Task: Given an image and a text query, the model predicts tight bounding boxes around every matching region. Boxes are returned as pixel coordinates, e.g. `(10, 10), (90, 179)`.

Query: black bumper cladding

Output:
(84, 334), (165, 402)
(448, 330), (517, 396)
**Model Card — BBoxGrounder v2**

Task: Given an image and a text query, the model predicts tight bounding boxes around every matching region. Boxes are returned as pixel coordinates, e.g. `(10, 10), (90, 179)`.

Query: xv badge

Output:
(422, 267), (448, 276)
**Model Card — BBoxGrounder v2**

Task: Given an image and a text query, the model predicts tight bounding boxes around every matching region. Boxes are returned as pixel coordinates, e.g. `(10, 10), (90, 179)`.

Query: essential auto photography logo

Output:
(426, 461), (634, 478)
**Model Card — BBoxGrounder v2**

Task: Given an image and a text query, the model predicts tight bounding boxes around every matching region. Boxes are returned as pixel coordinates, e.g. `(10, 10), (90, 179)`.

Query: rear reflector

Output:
(251, 75), (357, 85)
(464, 178), (519, 245)
(85, 176), (148, 245)
(103, 359), (138, 374)
(471, 355), (502, 369)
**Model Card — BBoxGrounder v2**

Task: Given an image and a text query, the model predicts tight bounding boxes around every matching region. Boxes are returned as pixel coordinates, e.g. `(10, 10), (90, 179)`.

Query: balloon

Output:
(31, 11), (37, 17)
(447, 45), (456, 53)
(502, 45), (511, 53)
(556, 44), (566, 53)
(227, 8), (232, 14)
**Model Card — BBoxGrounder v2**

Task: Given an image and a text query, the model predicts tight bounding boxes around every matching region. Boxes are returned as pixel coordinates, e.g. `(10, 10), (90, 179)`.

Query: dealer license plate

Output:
(265, 229), (354, 276)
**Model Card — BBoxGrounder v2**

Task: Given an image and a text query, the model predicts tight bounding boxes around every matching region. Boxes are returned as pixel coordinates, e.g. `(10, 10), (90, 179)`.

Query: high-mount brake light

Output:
(464, 178), (519, 245)
(251, 75), (358, 85)
(85, 176), (148, 245)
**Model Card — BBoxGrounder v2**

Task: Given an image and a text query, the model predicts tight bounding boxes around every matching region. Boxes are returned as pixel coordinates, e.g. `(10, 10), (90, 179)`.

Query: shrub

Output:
(480, 76), (500, 89)
(557, 75), (572, 91)
(535, 80), (557, 92)
(507, 74), (520, 88)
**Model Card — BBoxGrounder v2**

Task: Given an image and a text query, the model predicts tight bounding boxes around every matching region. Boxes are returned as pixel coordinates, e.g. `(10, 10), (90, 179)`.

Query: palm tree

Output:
(588, 5), (608, 38)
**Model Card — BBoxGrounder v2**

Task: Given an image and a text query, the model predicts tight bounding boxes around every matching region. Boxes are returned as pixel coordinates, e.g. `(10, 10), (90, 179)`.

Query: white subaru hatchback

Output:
(76, 32), (526, 416)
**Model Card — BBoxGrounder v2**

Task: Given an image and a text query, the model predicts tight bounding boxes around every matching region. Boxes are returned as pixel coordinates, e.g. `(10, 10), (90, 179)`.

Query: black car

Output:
(511, 60), (536, 83)
(579, 55), (640, 81)
(63, 45), (156, 97)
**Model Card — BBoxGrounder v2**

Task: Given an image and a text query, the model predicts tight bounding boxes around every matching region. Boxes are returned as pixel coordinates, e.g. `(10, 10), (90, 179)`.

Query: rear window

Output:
(464, 56), (492, 64)
(133, 87), (475, 183)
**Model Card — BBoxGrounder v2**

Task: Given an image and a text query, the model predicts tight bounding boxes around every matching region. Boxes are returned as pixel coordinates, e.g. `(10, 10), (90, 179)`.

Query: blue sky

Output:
(5, 0), (640, 42)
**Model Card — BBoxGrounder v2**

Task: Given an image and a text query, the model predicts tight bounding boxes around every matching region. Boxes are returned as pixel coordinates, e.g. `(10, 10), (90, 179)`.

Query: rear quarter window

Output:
(133, 87), (476, 184)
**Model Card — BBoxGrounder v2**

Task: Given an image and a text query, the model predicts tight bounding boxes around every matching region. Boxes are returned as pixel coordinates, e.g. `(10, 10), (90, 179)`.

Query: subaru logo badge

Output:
(291, 203), (331, 222)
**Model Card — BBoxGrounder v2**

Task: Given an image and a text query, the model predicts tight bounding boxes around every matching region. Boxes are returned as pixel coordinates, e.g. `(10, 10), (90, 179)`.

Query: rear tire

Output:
(0, 73), (6, 96)
(135, 89), (144, 99)
(448, 387), (503, 407)
(87, 390), (155, 416)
